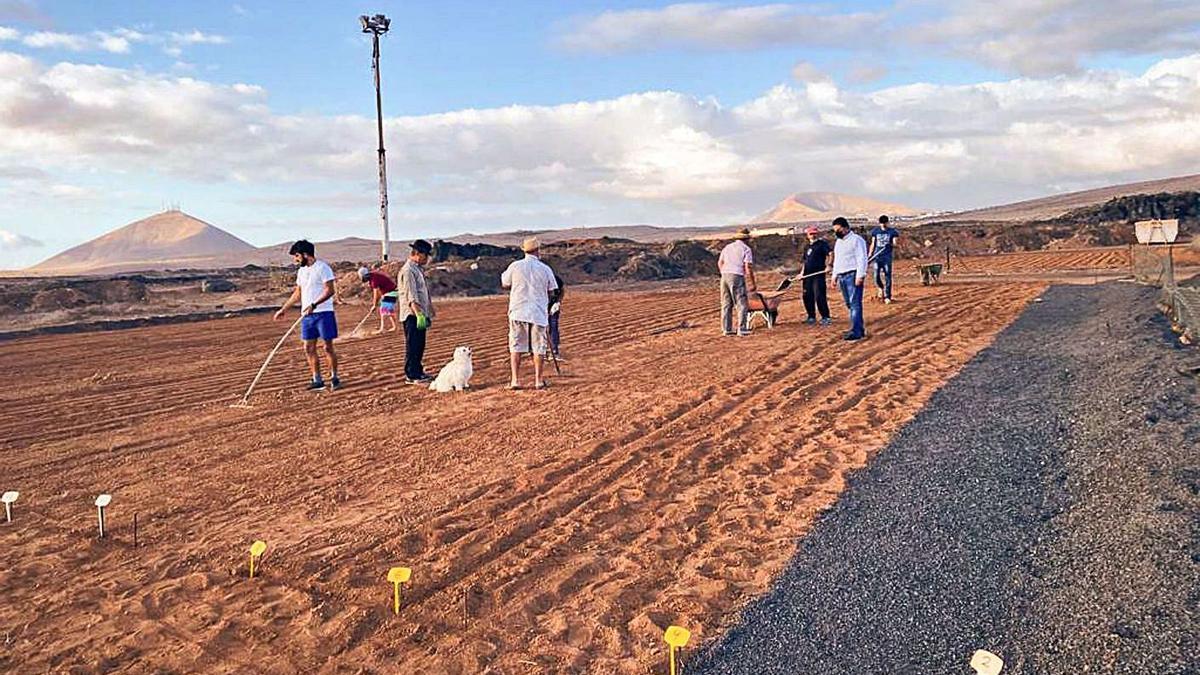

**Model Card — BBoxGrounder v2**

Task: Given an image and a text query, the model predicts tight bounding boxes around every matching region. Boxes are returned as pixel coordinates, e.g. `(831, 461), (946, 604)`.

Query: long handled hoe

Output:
(232, 315), (303, 409)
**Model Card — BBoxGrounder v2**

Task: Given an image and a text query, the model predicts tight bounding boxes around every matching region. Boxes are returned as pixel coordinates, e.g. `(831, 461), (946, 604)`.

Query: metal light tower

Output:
(361, 13), (392, 261)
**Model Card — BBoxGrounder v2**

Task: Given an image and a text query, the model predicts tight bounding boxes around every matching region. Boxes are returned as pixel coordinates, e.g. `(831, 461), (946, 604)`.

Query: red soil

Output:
(0, 279), (1043, 673)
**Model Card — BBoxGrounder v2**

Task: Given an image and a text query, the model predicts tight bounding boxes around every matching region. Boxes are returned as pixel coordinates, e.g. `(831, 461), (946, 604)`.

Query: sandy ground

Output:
(1, 279), (1042, 673)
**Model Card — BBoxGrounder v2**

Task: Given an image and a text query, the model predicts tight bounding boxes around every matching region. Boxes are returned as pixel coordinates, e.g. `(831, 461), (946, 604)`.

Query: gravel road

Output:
(692, 282), (1199, 674)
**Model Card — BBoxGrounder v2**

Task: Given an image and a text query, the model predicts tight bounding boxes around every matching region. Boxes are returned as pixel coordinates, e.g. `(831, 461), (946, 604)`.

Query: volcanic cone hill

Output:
(30, 210), (256, 275)
(752, 192), (922, 224)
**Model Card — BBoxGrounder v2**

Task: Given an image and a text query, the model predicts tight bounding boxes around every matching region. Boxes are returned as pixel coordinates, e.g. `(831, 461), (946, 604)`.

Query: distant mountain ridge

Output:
(926, 173), (1200, 223)
(752, 192), (922, 224)
(22, 173), (1200, 275)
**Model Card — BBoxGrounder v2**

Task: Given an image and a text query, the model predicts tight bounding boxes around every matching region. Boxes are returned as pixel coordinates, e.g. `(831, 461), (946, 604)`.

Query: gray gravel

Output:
(691, 282), (1199, 674)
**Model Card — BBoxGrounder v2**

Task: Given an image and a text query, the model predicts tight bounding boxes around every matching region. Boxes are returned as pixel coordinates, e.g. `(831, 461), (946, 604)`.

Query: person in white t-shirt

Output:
(500, 237), (558, 390)
(717, 227), (757, 336)
(274, 239), (341, 390)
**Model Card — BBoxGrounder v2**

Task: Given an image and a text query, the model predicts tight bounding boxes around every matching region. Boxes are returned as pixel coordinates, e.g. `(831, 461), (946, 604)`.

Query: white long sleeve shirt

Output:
(831, 231), (868, 281)
(500, 254), (559, 326)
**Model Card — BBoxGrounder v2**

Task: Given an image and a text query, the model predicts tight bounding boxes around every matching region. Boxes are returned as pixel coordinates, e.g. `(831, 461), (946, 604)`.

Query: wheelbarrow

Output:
(747, 289), (788, 328)
(918, 263), (943, 285)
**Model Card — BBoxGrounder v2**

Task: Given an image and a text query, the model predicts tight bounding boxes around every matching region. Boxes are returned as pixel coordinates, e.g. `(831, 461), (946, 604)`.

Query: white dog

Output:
(430, 346), (473, 393)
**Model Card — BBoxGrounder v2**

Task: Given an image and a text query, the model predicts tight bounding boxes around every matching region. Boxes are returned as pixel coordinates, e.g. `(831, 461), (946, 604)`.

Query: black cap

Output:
(411, 239), (433, 255)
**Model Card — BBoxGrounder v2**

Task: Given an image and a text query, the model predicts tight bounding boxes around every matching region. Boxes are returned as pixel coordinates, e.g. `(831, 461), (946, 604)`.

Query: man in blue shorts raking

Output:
(274, 239), (341, 390)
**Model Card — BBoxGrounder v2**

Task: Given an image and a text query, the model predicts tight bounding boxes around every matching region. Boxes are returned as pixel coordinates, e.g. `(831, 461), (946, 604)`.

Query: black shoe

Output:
(843, 333), (864, 341)
(804, 317), (816, 325)
(306, 379), (325, 391)
(330, 377), (342, 390)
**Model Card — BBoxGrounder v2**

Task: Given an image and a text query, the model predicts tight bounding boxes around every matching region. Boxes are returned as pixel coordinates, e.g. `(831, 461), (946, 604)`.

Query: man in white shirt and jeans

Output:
(829, 217), (868, 341)
(718, 227), (757, 336)
(274, 239), (341, 390)
(501, 237), (559, 390)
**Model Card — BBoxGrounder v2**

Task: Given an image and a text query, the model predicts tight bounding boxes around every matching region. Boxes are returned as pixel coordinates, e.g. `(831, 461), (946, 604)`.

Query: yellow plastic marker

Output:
(249, 540), (267, 578)
(970, 649), (1004, 675)
(387, 566), (412, 614)
(664, 625), (691, 675)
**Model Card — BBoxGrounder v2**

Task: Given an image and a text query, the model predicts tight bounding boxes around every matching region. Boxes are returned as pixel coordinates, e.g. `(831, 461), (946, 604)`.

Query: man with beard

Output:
(274, 239), (341, 390)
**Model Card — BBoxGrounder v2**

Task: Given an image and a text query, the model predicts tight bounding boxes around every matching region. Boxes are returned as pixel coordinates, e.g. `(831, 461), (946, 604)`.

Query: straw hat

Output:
(733, 227), (751, 240)
(522, 236), (540, 253)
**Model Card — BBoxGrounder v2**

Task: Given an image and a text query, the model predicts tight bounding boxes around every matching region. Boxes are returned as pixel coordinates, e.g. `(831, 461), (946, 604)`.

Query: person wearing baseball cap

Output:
(358, 265), (400, 333)
(398, 239), (436, 384)
(801, 226), (832, 326)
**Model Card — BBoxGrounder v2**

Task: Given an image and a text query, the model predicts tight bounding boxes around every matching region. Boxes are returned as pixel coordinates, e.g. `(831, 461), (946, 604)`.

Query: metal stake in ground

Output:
(360, 13), (392, 262)
(94, 494), (112, 538)
(232, 315), (303, 408)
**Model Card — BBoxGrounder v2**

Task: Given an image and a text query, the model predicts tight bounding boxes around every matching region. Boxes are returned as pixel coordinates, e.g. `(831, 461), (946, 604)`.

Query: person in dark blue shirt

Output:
(800, 226), (832, 325)
(868, 215), (900, 303)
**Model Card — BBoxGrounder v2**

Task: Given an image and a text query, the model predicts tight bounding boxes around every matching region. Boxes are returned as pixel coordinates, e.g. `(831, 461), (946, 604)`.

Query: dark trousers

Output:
(548, 312), (561, 355)
(802, 274), (830, 320)
(403, 315), (427, 380)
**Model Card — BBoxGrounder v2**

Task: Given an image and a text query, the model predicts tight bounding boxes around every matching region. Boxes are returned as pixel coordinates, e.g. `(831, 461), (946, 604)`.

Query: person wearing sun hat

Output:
(717, 227), (757, 336)
(801, 226), (832, 326)
(501, 236), (559, 390)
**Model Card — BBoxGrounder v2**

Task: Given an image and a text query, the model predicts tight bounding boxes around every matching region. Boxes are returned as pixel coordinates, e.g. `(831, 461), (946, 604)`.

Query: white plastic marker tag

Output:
(970, 649), (1004, 675)
(95, 494), (112, 537)
(1, 491), (18, 523)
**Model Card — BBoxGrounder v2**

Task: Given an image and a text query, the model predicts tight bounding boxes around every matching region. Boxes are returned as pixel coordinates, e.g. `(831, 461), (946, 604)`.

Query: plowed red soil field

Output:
(950, 246), (1131, 274)
(1, 279), (1043, 673)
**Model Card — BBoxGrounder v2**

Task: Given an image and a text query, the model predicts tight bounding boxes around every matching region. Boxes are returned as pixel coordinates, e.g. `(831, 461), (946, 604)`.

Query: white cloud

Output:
(4, 26), (227, 56)
(848, 64), (888, 84)
(791, 61), (830, 83)
(0, 228), (43, 250)
(22, 31), (90, 51)
(914, 0), (1200, 76)
(168, 30), (228, 46)
(1, 49), (1200, 225)
(558, 3), (883, 53)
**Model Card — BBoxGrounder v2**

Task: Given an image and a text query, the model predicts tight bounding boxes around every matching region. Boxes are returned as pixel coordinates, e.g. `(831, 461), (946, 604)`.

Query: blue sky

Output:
(1, 0), (1199, 268)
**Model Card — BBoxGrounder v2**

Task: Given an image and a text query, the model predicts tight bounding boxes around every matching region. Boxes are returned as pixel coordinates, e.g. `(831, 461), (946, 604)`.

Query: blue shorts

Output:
(300, 311), (338, 341)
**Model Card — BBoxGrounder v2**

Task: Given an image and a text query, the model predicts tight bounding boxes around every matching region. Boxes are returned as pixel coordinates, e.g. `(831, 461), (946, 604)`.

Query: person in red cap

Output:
(801, 226), (832, 325)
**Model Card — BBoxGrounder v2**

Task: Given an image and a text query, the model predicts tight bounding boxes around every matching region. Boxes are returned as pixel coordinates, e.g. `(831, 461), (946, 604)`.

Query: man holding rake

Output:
(274, 239), (341, 390)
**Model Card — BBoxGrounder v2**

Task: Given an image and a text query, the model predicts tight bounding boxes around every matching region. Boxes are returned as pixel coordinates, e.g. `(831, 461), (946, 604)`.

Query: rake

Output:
(340, 306), (377, 342)
(231, 315), (303, 409)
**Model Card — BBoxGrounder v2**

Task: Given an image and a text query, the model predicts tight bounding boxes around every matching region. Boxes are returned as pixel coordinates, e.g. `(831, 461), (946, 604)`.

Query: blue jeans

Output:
(837, 273), (865, 337)
(874, 256), (893, 299)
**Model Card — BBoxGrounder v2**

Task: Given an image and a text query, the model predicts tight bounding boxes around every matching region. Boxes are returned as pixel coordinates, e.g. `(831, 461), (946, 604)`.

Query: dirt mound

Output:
(615, 252), (687, 281)
(30, 287), (94, 311)
(79, 279), (149, 304)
